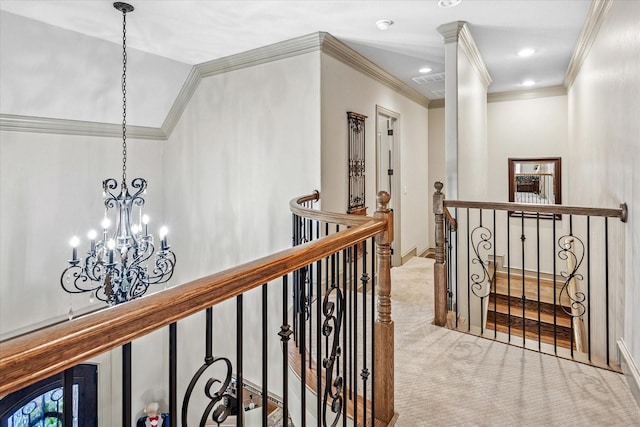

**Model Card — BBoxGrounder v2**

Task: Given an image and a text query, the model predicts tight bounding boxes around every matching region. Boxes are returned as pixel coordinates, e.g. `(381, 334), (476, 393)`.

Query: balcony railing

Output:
(0, 191), (395, 426)
(433, 182), (627, 370)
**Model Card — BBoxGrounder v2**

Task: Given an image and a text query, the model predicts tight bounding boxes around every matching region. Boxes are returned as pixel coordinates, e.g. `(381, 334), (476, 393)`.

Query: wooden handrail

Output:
(0, 213), (386, 397)
(290, 191), (374, 227)
(444, 200), (627, 222)
(444, 207), (457, 231)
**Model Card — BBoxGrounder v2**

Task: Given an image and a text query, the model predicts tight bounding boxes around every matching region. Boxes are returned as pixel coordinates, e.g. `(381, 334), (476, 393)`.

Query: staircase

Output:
(486, 270), (577, 350)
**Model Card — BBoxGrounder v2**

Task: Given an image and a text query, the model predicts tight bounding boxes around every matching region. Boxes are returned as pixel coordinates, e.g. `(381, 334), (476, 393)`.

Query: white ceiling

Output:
(0, 0), (591, 100)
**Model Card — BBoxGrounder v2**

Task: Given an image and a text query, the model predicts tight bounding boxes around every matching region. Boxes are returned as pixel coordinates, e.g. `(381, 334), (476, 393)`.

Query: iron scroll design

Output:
(322, 282), (344, 427)
(557, 235), (586, 317)
(182, 357), (235, 427)
(470, 225), (493, 299)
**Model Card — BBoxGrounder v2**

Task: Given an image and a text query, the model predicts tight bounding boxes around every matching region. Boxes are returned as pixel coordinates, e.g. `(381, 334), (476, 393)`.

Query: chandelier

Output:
(61, 2), (176, 306)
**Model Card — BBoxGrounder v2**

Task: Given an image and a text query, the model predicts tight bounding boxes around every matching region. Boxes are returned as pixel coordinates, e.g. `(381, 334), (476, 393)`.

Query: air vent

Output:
(411, 72), (445, 84)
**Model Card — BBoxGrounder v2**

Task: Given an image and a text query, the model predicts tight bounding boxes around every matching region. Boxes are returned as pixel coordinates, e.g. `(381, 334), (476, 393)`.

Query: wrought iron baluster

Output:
(587, 216), (592, 361)
(507, 212), (511, 341)
(237, 295), (243, 427)
(261, 284), (268, 427)
(341, 247), (348, 427)
(322, 279), (344, 427)
(605, 217), (610, 365)
(123, 343), (131, 427)
(470, 208), (493, 335)
(279, 275), (292, 423)
(361, 241), (369, 427)
(170, 322), (177, 426)
(521, 212), (526, 347)
(537, 213), (541, 350)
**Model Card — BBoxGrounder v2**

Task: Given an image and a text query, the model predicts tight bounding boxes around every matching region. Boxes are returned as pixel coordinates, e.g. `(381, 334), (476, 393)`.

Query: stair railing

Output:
(0, 191), (394, 427)
(433, 181), (627, 370)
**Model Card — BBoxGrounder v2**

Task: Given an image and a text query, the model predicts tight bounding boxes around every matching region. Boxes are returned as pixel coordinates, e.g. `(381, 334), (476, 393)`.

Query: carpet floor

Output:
(391, 256), (640, 426)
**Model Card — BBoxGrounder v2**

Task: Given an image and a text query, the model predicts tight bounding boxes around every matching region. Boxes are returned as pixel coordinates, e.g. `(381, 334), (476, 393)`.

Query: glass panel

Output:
(7, 385), (78, 427)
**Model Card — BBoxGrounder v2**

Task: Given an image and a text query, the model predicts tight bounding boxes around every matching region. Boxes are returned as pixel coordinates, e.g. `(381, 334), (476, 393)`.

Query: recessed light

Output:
(521, 80), (535, 87)
(438, 0), (462, 8)
(419, 67), (432, 74)
(376, 19), (394, 31)
(518, 48), (536, 57)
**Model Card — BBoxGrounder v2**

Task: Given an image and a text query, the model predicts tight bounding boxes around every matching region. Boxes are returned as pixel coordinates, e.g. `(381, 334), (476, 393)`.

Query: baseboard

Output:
(420, 247), (434, 258)
(401, 247), (417, 265)
(618, 338), (640, 408)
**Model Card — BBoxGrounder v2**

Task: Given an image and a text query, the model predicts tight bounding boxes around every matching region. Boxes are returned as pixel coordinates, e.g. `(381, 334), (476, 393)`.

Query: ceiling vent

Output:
(411, 72), (445, 84)
(411, 72), (445, 97)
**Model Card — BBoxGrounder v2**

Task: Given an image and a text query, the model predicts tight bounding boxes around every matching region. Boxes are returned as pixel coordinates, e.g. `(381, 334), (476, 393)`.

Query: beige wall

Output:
(320, 53), (430, 260)
(567, 0), (640, 388)
(456, 47), (488, 201)
(164, 51), (322, 424)
(428, 107), (446, 249)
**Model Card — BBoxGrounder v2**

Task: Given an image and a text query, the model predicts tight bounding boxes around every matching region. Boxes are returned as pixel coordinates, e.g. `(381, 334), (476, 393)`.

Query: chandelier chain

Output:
(121, 7), (128, 189)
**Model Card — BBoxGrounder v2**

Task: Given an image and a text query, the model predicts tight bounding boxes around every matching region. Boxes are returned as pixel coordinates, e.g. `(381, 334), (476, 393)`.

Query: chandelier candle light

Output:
(61, 2), (176, 308)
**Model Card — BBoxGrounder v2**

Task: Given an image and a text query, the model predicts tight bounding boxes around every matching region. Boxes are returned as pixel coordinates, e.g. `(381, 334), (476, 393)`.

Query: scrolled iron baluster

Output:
(557, 235), (586, 317)
(322, 282), (344, 427)
(182, 356), (234, 427)
(470, 225), (493, 298)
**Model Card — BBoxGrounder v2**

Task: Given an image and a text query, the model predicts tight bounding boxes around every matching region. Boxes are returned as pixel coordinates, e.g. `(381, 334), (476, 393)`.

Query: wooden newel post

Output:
(433, 182), (447, 326)
(374, 191), (395, 423)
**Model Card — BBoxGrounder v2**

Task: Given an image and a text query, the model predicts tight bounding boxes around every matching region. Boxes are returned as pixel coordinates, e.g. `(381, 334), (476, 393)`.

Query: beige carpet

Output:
(391, 257), (640, 426)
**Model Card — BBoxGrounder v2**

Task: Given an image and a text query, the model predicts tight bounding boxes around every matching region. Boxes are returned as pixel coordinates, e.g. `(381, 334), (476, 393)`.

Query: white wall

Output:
(567, 0), (640, 392)
(456, 47), (488, 201)
(320, 53), (430, 259)
(487, 96), (568, 203)
(0, 132), (164, 336)
(428, 106), (446, 249)
(0, 11), (191, 127)
(163, 51), (322, 425)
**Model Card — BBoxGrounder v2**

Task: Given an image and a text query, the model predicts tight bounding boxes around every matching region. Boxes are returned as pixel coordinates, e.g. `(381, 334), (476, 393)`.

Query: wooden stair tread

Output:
(489, 294), (572, 328)
(486, 320), (574, 349)
(493, 271), (570, 306)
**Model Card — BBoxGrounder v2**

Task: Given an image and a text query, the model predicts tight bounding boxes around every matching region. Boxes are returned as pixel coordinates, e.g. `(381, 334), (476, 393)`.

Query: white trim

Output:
(564, 0), (613, 89)
(488, 85), (566, 103)
(428, 85), (567, 109)
(437, 21), (466, 44)
(160, 66), (203, 137)
(2, 32), (429, 139)
(321, 33), (430, 108)
(458, 24), (492, 88)
(0, 114), (166, 140)
(618, 338), (640, 408)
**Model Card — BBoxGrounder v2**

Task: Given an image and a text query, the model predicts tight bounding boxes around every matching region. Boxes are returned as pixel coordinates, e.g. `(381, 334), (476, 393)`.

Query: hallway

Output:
(391, 257), (640, 426)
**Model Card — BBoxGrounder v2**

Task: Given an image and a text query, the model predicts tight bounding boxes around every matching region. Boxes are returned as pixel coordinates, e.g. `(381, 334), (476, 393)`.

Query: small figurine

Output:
(136, 402), (169, 427)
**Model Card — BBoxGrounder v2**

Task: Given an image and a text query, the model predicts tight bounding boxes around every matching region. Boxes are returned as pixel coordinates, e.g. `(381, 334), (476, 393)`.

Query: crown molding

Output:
(2, 32), (430, 139)
(161, 33), (326, 136)
(0, 114), (167, 140)
(458, 24), (492, 88)
(437, 21), (467, 43)
(428, 85), (567, 109)
(564, 0), (613, 89)
(428, 98), (445, 109)
(488, 85), (567, 103)
(320, 32), (430, 108)
(437, 21), (492, 89)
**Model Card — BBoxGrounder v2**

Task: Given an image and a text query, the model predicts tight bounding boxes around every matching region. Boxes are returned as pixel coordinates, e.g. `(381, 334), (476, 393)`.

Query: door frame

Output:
(376, 105), (401, 266)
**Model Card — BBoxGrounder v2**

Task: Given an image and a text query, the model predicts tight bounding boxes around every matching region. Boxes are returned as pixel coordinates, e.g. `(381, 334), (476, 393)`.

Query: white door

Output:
(376, 106), (401, 266)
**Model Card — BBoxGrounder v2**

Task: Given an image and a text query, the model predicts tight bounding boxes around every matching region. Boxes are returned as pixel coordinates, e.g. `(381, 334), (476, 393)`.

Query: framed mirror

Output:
(508, 157), (561, 219)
